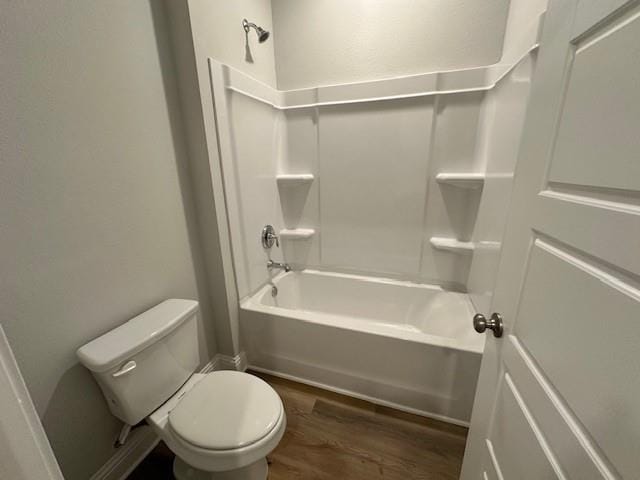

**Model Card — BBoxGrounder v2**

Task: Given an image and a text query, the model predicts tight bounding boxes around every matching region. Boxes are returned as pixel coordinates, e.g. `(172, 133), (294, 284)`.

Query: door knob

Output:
(473, 313), (503, 338)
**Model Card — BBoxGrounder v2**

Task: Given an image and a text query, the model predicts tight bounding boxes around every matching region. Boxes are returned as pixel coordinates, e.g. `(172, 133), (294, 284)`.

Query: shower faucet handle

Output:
(261, 225), (279, 249)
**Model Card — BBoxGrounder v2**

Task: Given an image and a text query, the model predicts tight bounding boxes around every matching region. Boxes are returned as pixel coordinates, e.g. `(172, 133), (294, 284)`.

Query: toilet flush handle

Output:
(112, 360), (137, 378)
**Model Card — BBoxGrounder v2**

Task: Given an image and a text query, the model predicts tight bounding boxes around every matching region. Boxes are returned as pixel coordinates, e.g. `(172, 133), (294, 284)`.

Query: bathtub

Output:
(240, 269), (484, 425)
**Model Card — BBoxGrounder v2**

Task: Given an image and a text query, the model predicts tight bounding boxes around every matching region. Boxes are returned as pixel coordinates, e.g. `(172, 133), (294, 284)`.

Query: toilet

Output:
(77, 299), (286, 480)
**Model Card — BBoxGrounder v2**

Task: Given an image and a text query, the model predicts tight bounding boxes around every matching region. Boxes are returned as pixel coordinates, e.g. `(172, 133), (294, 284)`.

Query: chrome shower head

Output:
(243, 19), (270, 43)
(256, 26), (270, 43)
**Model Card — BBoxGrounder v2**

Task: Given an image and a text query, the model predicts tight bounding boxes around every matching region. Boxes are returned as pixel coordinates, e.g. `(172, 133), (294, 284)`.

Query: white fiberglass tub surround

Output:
(241, 270), (484, 425)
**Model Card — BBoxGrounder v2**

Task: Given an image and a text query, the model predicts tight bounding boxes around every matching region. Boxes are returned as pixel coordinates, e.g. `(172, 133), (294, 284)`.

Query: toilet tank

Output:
(77, 299), (201, 425)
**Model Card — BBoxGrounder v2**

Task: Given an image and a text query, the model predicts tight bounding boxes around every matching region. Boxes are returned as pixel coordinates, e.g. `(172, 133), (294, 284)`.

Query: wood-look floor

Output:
(127, 371), (468, 479)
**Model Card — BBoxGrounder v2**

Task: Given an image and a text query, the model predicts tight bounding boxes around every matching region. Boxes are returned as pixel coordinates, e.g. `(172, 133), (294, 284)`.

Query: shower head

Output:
(243, 19), (270, 43)
(256, 26), (270, 43)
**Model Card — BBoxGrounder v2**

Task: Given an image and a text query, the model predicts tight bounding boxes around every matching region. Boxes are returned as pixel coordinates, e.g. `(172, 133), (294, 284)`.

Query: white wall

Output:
(226, 94), (284, 296)
(318, 99), (434, 275)
(212, 66), (489, 291)
(271, 0), (511, 90)
(466, 55), (536, 314)
(203, 0), (512, 291)
(466, 0), (548, 313)
(420, 93), (484, 285)
(302, 93), (483, 286)
(162, 0), (280, 351)
(208, 0), (550, 295)
(0, 1), (216, 478)
(189, 0), (277, 87)
(164, 0), (243, 356)
(278, 109), (321, 269)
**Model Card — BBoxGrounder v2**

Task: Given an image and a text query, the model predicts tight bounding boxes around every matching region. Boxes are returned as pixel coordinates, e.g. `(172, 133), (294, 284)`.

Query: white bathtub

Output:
(240, 270), (484, 425)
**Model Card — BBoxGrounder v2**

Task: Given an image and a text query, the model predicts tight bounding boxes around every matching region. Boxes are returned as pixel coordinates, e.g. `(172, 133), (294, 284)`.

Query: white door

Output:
(460, 0), (640, 478)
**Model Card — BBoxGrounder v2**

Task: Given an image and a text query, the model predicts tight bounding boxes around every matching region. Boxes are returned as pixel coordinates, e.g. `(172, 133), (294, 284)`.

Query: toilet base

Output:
(173, 456), (268, 480)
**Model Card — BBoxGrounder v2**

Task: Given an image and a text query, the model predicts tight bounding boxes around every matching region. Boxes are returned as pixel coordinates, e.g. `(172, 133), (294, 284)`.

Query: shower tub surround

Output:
(208, 7), (544, 299)
(208, 8), (544, 426)
(242, 270), (483, 425)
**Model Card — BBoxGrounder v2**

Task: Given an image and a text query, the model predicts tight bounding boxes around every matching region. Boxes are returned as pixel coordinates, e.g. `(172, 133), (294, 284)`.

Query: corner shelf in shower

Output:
(276, 174), (315, 186)
(435, 173), (484, 189)
(279, 228), (315, 240)
(430, 237), (475, 254)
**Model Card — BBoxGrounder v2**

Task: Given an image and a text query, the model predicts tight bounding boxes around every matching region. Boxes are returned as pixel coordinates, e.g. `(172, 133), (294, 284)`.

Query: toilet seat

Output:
(147, 371), (286, 474)
(168, 371), (282, 451)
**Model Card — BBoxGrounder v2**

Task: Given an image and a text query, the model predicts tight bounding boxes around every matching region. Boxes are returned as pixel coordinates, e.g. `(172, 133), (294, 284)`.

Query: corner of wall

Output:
(163, 0), (240, 357)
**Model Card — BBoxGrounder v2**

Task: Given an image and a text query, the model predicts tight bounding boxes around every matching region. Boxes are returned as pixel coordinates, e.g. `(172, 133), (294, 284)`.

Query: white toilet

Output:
(77, 299), (286, 480)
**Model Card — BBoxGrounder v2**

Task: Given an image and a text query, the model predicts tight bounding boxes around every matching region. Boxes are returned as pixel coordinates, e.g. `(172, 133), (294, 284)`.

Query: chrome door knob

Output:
(473, 313), (503, 338)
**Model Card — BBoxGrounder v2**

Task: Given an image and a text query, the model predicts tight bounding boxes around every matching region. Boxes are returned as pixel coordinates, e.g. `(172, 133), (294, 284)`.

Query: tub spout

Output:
(267, 260), (291, 272)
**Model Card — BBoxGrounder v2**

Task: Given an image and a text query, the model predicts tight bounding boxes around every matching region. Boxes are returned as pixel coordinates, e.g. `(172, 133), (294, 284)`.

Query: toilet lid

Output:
(168, 371), (282, 450)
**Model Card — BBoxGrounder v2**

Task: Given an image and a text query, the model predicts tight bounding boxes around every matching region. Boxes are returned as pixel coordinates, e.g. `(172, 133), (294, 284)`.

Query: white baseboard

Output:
(212, 351), (248, 372)
(89, 425), (159, 480)
(199, 356), (221, 374)
(200, 351), (247, 373)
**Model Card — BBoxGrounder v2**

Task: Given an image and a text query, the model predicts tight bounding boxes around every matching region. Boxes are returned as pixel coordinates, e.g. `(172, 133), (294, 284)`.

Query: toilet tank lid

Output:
(76, 299), (199, 373)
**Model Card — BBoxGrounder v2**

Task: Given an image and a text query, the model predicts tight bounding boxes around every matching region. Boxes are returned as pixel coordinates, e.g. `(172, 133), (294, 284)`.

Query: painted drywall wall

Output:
(271, 0), (511, 90)
(161, 0), (279, 351)
(188, 0), (277, 87)
(0, 1), (216, 478)
(164, 0), (242, 356)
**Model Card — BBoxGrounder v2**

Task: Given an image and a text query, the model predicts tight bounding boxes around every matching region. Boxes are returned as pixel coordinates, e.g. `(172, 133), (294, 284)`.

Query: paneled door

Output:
(460, 0), (640, 478)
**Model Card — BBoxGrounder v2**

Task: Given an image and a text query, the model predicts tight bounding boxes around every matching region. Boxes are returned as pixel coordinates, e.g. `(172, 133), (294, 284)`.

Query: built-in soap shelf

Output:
(279, 228), (315, 240)
(430, 237), (475, 254)
(435, 173), (484, 189)
(276, 175), (316, 240)
(433, 173), (483, 255)
(276, 174), (315, 186)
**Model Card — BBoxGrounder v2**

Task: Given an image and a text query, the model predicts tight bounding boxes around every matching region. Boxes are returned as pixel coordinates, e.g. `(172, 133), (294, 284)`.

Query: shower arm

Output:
(242, 19), (270, 43)
(242, 19), (258, 34)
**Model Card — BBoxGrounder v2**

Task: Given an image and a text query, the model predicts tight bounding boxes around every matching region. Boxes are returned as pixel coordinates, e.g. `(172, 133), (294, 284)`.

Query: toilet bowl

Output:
(76, 299), (286, 480)
(148, 371), (286, 480)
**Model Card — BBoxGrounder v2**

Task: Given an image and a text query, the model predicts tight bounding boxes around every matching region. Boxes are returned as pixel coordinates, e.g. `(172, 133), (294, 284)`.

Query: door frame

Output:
(0, 324), (64, 480)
